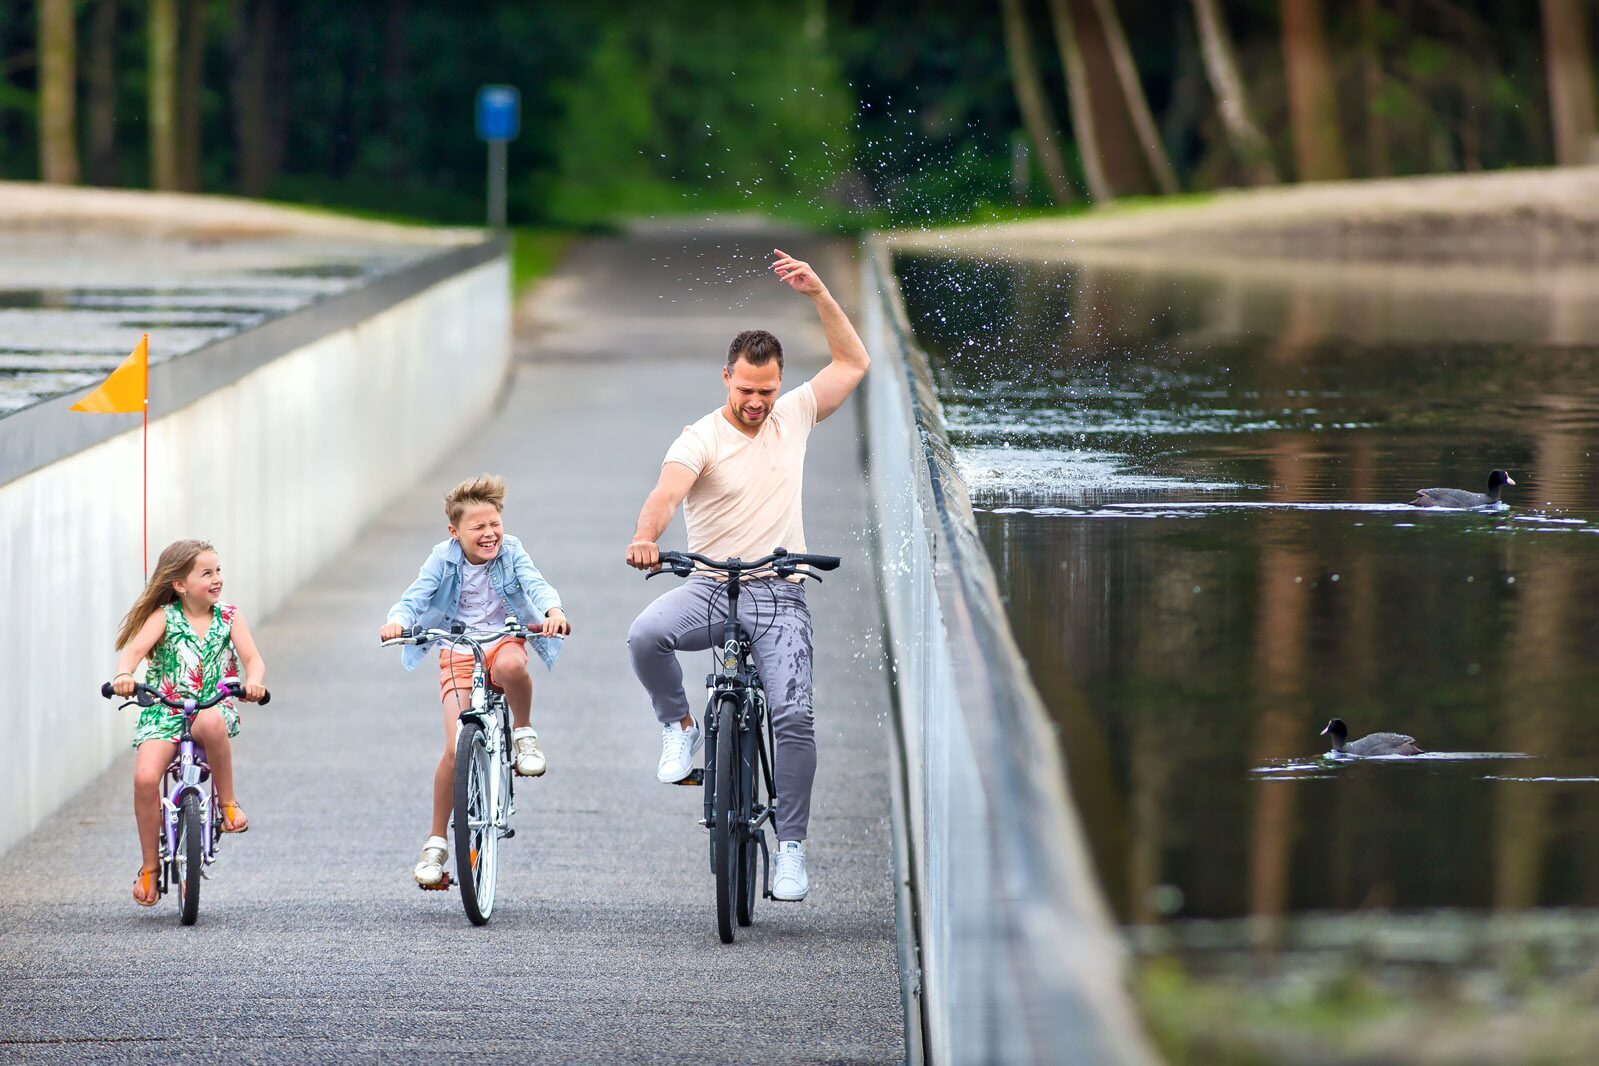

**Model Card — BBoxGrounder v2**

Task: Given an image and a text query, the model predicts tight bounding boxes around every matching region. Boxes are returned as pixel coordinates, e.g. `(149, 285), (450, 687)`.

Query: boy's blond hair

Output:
(445, 474), (507, 525)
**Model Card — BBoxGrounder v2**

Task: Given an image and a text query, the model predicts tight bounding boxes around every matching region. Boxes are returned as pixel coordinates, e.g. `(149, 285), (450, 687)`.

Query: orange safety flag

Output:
(70, 333), (148, 413)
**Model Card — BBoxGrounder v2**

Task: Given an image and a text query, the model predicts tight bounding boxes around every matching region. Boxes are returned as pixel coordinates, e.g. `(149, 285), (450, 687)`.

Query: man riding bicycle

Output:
(625, 247), (870, 902)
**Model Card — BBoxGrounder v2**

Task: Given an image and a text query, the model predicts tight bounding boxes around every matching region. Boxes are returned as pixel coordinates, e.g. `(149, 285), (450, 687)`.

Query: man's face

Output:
(723, 357), (782, 429)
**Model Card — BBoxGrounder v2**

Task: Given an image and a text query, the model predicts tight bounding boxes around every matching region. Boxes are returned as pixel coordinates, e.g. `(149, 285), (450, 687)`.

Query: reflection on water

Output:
(896, 250), (1599, 933)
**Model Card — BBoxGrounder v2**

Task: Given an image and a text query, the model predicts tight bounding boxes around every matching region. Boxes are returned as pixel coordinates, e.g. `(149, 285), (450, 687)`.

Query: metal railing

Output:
(861, 235), (1154, 1065)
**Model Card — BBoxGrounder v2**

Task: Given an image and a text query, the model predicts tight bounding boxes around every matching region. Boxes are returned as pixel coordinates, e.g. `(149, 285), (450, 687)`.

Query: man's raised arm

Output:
(625, 462), (698, 570)
(773, 248), (870, 422)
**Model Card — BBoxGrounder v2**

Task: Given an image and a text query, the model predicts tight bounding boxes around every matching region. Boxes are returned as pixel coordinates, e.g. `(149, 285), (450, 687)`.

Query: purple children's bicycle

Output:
(101, 678), (270, 925)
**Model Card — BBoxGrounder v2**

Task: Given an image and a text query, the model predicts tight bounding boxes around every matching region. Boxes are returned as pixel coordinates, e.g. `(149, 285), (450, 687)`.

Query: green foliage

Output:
(0, 1), (1580, 224)
(510, 228), (574, 293)
(544, 3), (857, 228)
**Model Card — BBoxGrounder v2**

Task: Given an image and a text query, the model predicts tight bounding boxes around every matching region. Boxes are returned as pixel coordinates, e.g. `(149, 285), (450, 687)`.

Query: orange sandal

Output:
(133, 866), (159, 907)
(220, 801), (249, 834)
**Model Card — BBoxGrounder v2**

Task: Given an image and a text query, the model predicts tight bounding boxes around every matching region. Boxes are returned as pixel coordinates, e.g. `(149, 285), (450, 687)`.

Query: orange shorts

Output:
(438, 638), (526, 704)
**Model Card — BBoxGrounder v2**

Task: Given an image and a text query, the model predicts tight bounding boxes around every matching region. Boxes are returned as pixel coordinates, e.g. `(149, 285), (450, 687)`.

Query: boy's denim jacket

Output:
(386, 534), (563, 672)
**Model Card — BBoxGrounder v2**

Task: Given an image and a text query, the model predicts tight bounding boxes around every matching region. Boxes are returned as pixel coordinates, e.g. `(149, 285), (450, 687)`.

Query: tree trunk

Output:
(85, 0), (121, 186)
(1541, 0), (1599, 165)
(1047, 0), (1162, 201)
(177, 0), (208, 191)
(232, 0), (276, 196)
(1000, 0), (1075, 204)
(1092, 0), (1178, 194)
(148, 0), (179, 190)
(1279, 0), (1347, 181)
(1358, 0), (1389, 177)
(38, 0), (80, 184)
(382, 0), (410, 182)
(1192, 0), (1279, 184)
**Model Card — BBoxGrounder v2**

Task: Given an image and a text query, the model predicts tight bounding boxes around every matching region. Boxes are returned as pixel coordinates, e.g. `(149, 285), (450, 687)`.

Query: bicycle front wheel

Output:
(735, 720), (760, 927)
(712, 711), (738, 944)
(453, 721), (499, 925)
(177, 793), (202, 926)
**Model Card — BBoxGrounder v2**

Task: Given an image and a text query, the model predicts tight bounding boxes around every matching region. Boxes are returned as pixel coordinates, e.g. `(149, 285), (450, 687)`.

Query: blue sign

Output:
(476, 85), (520, 142)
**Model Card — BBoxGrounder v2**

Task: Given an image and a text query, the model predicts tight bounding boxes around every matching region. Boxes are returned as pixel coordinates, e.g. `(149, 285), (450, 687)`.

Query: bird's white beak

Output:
(1506, 475), (1516, 485)
(1320, 723), (1331, 735)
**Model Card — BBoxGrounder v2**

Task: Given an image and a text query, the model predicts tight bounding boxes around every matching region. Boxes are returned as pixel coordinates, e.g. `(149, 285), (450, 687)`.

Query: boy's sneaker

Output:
(656, 719), (702, 783)
(414, 835), (449, 888)
(771, 840), (809, 901)
(512, 727), (546, 777)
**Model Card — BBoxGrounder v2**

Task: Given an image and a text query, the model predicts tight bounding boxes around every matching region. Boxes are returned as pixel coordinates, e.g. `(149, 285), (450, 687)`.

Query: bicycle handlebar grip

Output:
(257, 690), (272, 706)
(807, 555), (842, 571)
(101, 682), (114, 699)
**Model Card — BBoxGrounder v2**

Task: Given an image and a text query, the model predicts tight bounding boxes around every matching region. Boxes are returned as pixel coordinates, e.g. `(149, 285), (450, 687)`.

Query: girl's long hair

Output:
(115, 539), (215, 650)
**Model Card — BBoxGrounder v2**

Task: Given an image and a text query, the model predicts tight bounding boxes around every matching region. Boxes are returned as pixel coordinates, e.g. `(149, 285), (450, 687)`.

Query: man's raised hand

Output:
(773, 248), (824, 297)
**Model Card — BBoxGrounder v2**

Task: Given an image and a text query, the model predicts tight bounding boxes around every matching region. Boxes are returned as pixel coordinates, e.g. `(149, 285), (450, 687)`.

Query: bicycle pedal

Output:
(418, 874), (452, 892)
(673, 768), (705, 787)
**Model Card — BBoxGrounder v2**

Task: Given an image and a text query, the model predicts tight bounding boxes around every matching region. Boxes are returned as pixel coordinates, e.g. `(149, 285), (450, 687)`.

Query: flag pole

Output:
(142, 333), (149, 578)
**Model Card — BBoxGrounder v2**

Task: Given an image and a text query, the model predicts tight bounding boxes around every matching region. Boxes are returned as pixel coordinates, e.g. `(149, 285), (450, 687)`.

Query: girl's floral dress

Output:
(131, 602), (243, 749)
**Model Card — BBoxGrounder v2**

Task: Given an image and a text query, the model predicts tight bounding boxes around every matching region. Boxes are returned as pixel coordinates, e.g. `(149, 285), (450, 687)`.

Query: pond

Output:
(895, 246), (1599, 933)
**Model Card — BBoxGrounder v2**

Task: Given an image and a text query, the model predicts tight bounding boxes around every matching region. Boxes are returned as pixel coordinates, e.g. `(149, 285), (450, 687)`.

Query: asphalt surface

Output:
(0, 222), (906, 1063)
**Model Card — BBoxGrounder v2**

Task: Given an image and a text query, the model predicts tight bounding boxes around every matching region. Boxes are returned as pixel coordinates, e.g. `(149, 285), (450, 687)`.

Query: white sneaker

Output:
(771, 840), (809, 901)
(512, 726), (546, 777)
(413, 835), (449, 887)
(656, 719), (702, 783)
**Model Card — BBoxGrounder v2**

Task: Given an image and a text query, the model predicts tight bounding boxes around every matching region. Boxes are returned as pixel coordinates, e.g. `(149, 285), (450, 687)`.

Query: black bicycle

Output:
(647, 546), (840, 943)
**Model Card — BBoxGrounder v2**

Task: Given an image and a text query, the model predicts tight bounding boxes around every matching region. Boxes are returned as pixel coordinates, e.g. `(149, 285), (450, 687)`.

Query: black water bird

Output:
(1321, 718), (1424, 757)
(1410, 470), (1515, 509)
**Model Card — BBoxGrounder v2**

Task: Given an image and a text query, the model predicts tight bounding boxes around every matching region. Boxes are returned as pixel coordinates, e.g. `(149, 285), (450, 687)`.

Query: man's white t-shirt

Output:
(663, 381), (818, 564)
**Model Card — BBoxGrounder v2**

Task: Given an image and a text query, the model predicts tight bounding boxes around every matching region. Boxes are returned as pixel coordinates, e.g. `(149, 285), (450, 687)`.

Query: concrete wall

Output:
(860, 237), (1154, 1065)
(0, 247), (508, 857)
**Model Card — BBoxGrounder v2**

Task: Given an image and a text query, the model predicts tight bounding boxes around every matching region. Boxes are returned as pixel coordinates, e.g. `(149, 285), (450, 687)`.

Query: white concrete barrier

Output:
(861, 236), (1154, 1065)
(0, 246), (508, 857)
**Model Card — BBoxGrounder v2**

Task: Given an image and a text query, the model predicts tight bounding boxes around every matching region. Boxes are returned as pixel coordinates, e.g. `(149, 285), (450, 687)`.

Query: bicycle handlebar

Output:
(650, 547), (842, 580)
(382, 619), (548, 649)
(101, 679), (271, 709)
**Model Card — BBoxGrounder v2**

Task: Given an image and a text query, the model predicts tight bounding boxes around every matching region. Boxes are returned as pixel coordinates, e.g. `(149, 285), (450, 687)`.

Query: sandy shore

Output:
(891, 165), (1599, 263)
(0, 180), (477, 245)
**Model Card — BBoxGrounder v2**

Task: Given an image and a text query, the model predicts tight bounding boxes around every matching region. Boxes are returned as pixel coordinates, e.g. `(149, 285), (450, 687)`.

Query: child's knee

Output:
(192, 709), (228, 739)
(133, 766), (163, 795)
(493, 656), (530, 686)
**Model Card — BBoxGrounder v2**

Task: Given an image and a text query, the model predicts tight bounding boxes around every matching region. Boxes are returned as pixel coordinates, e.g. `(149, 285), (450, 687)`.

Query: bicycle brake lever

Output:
(777, 569), (822, 583)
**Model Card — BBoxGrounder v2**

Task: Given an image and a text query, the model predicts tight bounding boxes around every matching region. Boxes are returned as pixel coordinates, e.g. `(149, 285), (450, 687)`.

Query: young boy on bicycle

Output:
(379, 474), (570, 887)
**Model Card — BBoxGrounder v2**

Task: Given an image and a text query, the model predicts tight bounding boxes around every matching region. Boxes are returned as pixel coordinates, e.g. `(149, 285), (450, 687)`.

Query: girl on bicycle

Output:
(378, 474), (570, 888)
(111, 539), (268, 907)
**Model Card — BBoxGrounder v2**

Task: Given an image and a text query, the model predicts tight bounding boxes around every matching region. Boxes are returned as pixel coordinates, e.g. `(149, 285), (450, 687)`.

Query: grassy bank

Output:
(1133, 914), (1599, 1064)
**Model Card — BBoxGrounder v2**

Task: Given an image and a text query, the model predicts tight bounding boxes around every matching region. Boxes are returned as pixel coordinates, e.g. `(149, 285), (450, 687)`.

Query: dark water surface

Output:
(896, 249), (1599, 929)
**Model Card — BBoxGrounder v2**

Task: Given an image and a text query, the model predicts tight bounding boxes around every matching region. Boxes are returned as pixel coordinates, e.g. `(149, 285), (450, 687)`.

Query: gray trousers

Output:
(627, 577), (815, 841)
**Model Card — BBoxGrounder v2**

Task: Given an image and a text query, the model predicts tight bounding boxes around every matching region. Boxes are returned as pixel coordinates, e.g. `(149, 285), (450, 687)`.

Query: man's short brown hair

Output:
(727, 329), (783, 371)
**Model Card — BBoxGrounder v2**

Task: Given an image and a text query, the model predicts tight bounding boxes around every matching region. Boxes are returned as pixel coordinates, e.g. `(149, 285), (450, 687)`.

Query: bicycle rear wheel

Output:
(177, 793), (202, 926)
(453, 720), (499, 925)
(712, 711), (738, 944)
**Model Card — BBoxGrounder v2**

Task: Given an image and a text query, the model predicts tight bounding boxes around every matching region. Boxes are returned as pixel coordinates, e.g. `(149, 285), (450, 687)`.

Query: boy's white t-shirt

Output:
(457, 559), (508, 630)
(663, 381), (818, 565)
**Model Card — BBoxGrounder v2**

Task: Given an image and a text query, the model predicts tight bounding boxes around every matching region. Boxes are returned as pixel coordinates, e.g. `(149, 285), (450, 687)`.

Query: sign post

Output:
(475, 85), (520, 230)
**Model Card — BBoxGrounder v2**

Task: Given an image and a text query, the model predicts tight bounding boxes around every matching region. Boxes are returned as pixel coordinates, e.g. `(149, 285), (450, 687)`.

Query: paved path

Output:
(0, 223), (905, 1063)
